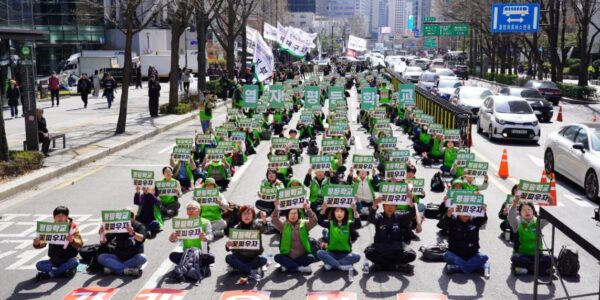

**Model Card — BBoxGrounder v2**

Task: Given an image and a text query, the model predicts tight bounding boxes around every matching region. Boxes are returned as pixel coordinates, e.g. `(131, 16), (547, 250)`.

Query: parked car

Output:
(544, 123), (600, 201)
(452, 65), (469, 80)
(403, 66), (424, 83)
(417, 72), (439, 91)
(498, 87), (554, 122)
(434, 78), (462, 100)
(477, 96), (540, 143)
(450, 86), (493, 118)
(523, 80), (562, 105)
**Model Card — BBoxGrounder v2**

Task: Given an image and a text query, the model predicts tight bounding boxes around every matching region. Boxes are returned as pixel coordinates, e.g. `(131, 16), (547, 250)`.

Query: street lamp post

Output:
(184, 27), (190, 68)
(146, 32), (150, 53)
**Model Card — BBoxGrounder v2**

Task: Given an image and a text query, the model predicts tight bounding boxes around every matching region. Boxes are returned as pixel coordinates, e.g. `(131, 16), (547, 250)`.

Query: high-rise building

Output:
(371, 0), (390, 39)
(288, 0), (316, 13)
(389, 0), (408, 37)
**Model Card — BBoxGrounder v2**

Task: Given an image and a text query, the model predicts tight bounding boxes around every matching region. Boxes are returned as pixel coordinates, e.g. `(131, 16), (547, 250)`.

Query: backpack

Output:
(430, 172), (446, 193)
(424, 203), (441, 219)
(173, 248), (203, 283)
(557, 246), (580, 277)
(419, 243), (448, 261)
(79, 244), (104, 272)
(261, 130), (272, 141)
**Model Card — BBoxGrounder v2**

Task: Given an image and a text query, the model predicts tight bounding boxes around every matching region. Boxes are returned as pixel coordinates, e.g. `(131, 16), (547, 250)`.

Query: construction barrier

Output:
(387, 70), (473, 147)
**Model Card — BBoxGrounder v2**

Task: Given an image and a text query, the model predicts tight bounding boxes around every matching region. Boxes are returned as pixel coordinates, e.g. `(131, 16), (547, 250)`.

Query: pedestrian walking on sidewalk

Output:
(48, 72), (60, 107)
(148, 75), (161, 117)
(37, 108), (51, 156)
(7, 80), (21, 118)
(103, 73), (116, 109)
(77, 74), (92, 108)
(135, 64), (143, 89)
(177, 68), (183, 92)
(92, 70), (101, 97)
(182, 68), (191, 95)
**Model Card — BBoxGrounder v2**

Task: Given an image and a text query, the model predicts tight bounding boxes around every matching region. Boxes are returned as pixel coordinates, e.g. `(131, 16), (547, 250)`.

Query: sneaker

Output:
(513, 267), (529, 276)
(236, 276), (249, 285)
(103, 267), (113, 275)
(123, 268), (142, 277)
(297, 266), (312, 274)
(279, 266), (287, 273)
(323, 264), (332, 271)
(35, 272), (51, 282)
(396, 263), (414, 273)
(226, 265), (237, 273)
(249, 272), (262, 282)
(339, 265), (353, 272)
(445, 264), (462, 275)
(64, 267), (77, 278)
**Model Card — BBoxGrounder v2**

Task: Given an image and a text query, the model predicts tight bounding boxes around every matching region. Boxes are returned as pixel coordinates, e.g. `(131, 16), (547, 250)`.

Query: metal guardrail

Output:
(386, 69), (473, 147)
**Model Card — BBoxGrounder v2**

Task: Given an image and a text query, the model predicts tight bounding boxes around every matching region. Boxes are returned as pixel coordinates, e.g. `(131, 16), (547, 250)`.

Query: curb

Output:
(0, 99), (230, 202)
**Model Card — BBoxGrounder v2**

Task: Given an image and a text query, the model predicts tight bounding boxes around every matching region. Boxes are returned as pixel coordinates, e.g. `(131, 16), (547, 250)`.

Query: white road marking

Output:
(141, 245), (182, 289)
(158, 143), (176, 154)
(565, 194), (595, 207)
(354, 135), (363, 150)
(527, 154), (545, 168)
(103, 164), (166, 168)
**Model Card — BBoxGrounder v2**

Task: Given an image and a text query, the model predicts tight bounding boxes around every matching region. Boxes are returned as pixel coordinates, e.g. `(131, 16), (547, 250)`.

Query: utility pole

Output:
(331, 25), (334, 55)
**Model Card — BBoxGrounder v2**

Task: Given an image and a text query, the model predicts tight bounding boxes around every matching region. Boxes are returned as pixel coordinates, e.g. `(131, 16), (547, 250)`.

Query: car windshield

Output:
(517, 89), (544, 98)
(406, 67), (422, 72)
(461, 89), (492, 99)
(495, 100), (533, 114)
(438, 81), (461, 89)
(437, 69), (454, 76)
(422, 74), (437, 81)
(540, 81), (558, 89)
(592, 129), (600, 151)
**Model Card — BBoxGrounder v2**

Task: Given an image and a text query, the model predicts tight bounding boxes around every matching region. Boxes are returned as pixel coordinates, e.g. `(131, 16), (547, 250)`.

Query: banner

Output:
(455, 152), (475, 167)
(277, 22), (287, 44)
(276, 186), (307, 210)
(321, 138), (344, 154)
(246, 26), (259, 55)
(378, 137), (397, 150)
(172, 146), (191, 161)
(519, 180), (551, 205)
(131, 169), (154, 187)
(269, 84), (285, 109)
(271, 137), (289, 151)
(310, 155), (332, 171)
(268, 155), (289, 169)
(361, 87), (378, 110)
(155, 180), (178, 196)
(101, 210), (131, 234)
(324, 184), (355, 208)
(195, 134), (214, 145)
(193, 188), (220, 206)
(328, 86), (345, 107)
(206, 148), (225, 161)
(253, 33), (274, 82)
(443, 129), (461, 142)
(463, 161), (488, 177)
(304, 86), (321, 109)
(407, 178), (425, 195)
(172, 218), (203, 240)
(352, 155), (374, 171)
(388, 149), (410, 162)
(379, 182), (409, 205)
(36, 221), (70, 245)
(451, 193), (485, 217)
(228, 229), (261, 250)
(243, 85), (259, 108)
(175, 138), (193, 147)
(347, 35), (367, 52)
(385, 161), (407, 180)
(263, 22), (278, 41)
(259, 186), (277, 202)
(280, 27), (315, 58)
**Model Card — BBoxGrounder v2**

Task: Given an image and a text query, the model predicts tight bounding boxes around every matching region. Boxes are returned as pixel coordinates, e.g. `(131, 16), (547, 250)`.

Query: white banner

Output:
(380, 26), (391, 34)
(348, 35), (367, 52)
(253, 33), (274, 82)
(277, 22), (288, 44)
(264, 22), (278, 41)
(281, 27), (312, 58)
(246, 26), (259, 55)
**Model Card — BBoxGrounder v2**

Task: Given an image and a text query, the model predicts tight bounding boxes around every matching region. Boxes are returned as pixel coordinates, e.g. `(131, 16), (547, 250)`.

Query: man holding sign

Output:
(33, 206), (82, 281)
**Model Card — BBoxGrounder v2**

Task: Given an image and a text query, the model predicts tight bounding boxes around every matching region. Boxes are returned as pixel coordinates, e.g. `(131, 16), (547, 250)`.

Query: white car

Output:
(429, 59), (445, 70)
(544, 123), (600, 201)
(434, 79), (462, 100)
(403, 66), (423, 82)
(477, 96), (540, 143)
(450, 86), (493, 117)
(434, 68), (457, 77)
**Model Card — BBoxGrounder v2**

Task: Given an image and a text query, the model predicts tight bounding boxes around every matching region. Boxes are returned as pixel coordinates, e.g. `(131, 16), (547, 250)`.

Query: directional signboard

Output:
(425, 38), (437, 49)
(423, 23), (469, 36)
(423, 16), (437, 23)
(491, 3), (540, 33)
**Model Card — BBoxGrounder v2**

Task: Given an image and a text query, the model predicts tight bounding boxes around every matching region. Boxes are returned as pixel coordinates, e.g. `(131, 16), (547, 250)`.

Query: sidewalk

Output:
(0, 83), (228, 200)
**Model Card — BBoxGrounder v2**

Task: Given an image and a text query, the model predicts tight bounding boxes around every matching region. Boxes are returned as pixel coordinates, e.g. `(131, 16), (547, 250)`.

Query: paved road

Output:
(0, 84), (598, 300)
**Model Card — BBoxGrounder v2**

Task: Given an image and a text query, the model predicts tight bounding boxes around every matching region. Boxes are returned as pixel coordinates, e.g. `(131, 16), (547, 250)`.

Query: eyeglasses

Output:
(186, 207), (199, 211)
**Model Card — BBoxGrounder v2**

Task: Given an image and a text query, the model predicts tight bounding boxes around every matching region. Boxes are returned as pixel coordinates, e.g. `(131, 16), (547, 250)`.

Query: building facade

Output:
(288, 0), (316, 13)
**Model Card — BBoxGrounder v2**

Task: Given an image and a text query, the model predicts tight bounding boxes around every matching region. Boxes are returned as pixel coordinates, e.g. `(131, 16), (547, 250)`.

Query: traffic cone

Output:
(593, 113), (597, 123)
(557, 106), (563, 122)
(549, 173), (557, 206)
(498, 149), (509, 179)
(540, 169), (547, 183)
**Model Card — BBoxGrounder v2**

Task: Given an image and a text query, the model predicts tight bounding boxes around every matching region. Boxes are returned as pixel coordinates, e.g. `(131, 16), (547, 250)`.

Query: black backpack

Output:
(173, 248), (204, 283)
(79, 244), (104, 272)
(557, 246), (580, 277)
(424, 203), (441, 219)
(430, 172), (446, 192)
(419, 243), (448, 262)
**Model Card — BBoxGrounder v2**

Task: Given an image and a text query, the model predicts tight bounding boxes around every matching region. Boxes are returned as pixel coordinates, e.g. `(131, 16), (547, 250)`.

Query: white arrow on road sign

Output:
(507, 18), (524, 23)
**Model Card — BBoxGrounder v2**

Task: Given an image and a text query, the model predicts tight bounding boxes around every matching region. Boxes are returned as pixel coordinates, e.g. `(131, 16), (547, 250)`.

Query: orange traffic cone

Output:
(593, 113), (597, 123)
(549, 173), (557, 206)
(557, 106), (563, 122)
(540, 169), (547, 183)
(498, 149), (509, 179)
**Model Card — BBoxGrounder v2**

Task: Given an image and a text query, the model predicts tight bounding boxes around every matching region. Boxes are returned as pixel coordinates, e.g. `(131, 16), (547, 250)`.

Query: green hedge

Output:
(0, 151), (45, 178)
(557, 83), (596, 100)
(484, 73), (518, 85)
(159, 101), (200, 115)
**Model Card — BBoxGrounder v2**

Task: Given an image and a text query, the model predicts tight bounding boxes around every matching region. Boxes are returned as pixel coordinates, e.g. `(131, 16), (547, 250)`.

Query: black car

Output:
(452, 65), (469, 80)
(523, 80), (562, 105)
(499, 87), (554, 122)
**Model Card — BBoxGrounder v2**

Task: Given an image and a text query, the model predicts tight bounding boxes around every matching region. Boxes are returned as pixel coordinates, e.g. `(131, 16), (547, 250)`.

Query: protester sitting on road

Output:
(156, 166), (182, 218)
(225, 205), (268, 284)
(346, 166), (379, 219)
(499, 185), (519, 239)
(97, 208), (146, 277)
(255, 169), (286, 216)
(438, 205), (489, 276)
(398, 165), (425, 241)
(201, 157), (231, 191)
(272, 202), (318, 274)
(304, 167), (331, 213)
(509, 200), (552, 276)
(438, 138), (458, 174)
(413, 124), (433, 158)
(170, 154), (197, 192)
(364, 196), (417, 272)
(133, 185), (163, 239)
(168, 201), (215, 281)
(198, 178), (229, 238)
(33, 206), (83, 281)
(317, 202), (362, 273)
(421, 134), (444, 166)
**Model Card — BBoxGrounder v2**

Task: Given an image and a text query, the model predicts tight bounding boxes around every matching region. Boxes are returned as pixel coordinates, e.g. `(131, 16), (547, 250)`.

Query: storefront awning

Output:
(0, 28), (48, 41)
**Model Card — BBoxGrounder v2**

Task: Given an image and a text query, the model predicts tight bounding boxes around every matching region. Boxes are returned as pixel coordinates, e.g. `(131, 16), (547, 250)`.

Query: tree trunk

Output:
(170, 24), (184, 108)
(578, 31), (590, 86)
(226, 34), (236, 75)
(116, 29), (133, 134)
(197, 14), (208, 92)
(0, 103), (8, 161)
(557, 0), (567, 82)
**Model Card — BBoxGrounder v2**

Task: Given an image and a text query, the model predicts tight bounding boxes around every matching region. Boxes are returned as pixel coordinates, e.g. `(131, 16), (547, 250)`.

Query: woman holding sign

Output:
(134, 185), (163, 239)
(225, 205), (268, 284)
(255, 169), (286, 216)
(33, 206), (83, 281)
(272, 201), (318, 274)
(346, 166), (379, 220)
(198, 178), (230, 238)
(316, 202), (362, 273)
(156, 166), (182, 218)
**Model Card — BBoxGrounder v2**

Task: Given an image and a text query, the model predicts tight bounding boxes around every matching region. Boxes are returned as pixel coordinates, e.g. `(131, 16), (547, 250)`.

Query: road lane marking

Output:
(354, 135), (363, 150)
(102, 164), (166, 168)
(469, 147), (519, 185)
(141, 245), (182, 289)
(158, 143), (176, 154)
(55, 165), (106, 190)
(565, 194), (595, 207)
(527, 154), (545, 168)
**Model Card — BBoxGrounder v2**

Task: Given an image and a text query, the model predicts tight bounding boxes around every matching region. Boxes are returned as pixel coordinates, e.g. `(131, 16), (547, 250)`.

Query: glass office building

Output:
(288, 0), (316, 13)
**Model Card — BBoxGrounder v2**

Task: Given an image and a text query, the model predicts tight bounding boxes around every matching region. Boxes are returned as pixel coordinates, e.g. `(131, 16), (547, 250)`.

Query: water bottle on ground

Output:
(348, 268), (354, 282)
(267, 251), (273, 266)
(484, 261), (490, 279)
(362, 261), (370, 274)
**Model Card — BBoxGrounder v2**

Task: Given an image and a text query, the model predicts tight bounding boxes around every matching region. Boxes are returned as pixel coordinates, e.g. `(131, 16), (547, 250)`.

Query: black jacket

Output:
(77, 78), (92, 95)
(148, 80), (161, 98)
(104, 221), (146, 261)
(38, 116), (48, 134)
(438, 215), (487, 259)
(368, 207), (415, 248)
(7, 86), (20, 106)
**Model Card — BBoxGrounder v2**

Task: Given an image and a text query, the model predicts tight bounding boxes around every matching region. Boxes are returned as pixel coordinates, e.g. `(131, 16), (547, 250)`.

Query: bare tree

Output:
(571, 0), (600, 86)
(191, 0), (223, 91)
(211, 0), (260, 74)
(166, 0), (194, 108)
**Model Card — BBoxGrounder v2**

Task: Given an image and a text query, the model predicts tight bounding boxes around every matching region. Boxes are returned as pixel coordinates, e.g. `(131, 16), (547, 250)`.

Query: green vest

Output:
(158, 178), (177, 206)
(455, 150), (468, 177)
(274, 111), (283, 123)
(279, 221), (311, 255)
(379, 88), (390, 104)
(419, 131), (432, 145)
(199, 105), (213, 121)
(397, 107), (406, 120)
(327, 221), (352, 252)
(443, 147), (458, 169)
(200, 189), (222, 221)
(206, 162), (228, 180)
(309, 177), (329, 203)
(136, 197), (164, 227)
(517, 218), (541, 256)
(182, 218), (208, 250)
(431, 139), (443, 158)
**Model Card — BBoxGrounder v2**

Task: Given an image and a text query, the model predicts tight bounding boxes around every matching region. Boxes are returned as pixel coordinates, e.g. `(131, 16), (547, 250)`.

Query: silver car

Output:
(450, 86), (493, 118)
(544, 123), (600, 201)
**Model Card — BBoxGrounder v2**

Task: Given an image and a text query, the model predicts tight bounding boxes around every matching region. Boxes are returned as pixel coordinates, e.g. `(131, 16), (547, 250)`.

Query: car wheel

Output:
(544, 149), (554, 173)
(488, 125), (495, 141)
(585, 170), (599, 201)
(552, 99), (559, 106)
(477, 119), (483, 133)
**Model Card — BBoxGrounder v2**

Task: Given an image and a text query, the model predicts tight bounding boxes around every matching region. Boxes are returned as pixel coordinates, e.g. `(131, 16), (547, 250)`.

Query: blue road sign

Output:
(491, 3), (540, 33)
(413, 29), (420, 38)
(190, 40), (198, 46)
